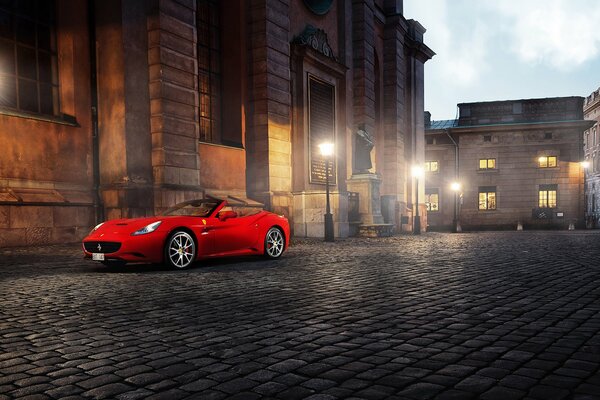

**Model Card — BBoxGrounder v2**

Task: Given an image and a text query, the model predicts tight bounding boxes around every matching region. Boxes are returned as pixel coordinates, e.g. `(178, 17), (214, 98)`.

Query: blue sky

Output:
(404, 0), (600, 120)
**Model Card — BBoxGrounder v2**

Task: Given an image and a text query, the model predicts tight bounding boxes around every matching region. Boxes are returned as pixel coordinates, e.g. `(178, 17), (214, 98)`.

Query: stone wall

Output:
(0, 0), (95, 247)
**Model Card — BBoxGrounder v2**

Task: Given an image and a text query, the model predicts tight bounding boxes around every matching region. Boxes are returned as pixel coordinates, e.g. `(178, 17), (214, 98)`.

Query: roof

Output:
(427, 119), (458, 130)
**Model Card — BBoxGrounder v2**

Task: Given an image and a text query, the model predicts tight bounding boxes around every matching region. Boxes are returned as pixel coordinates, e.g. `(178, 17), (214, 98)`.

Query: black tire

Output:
(164, 230), (196, 269)
(264, 227), (285, 259)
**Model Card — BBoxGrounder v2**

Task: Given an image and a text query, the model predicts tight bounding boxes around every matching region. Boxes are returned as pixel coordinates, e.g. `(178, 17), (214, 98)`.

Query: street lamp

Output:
(450, 182), (462, 233)
(319, 142), (335, 242)
(412, 165), (424, 234)
(581, 160), (590, 228)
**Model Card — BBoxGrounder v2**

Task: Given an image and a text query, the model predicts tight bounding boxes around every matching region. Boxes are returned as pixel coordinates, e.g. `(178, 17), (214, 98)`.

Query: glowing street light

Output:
(451, 182), (462, 233)
(412, 165), (424, 234)
(581, 160), (591, 229)
(319, 142), (335, 242)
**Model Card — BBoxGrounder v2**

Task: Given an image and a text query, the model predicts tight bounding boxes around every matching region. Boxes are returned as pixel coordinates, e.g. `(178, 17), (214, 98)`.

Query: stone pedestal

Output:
(292, 191), (349, 238)
(347, 173), (384, 224)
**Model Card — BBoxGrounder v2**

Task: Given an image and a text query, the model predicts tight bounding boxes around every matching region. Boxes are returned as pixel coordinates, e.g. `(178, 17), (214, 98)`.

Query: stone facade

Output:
(425, 97), (592, 231)
(583, 88), (600, 228)
(0, 0), (432, 247)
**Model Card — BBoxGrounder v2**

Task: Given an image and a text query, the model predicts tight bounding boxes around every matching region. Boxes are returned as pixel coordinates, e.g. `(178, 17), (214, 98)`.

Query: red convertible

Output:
(83, 195), (290, 269)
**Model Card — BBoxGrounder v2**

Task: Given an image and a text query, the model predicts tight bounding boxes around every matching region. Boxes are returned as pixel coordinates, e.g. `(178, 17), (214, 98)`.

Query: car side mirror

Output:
(218, 210), (237, 221)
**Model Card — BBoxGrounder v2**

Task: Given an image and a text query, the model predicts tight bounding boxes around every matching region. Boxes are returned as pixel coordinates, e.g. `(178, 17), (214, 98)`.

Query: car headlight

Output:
(90, 222), (104, 234)
(132, 221), (162, 236)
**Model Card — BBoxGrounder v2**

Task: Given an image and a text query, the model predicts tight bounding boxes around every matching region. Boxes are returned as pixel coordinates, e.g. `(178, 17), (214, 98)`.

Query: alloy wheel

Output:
(167, 231), (196, 269)
(265, 227), (284, 258)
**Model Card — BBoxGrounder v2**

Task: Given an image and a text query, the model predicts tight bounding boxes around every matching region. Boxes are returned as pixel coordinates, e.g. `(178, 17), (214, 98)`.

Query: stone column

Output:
(247, 0), (293, 217)
(95, 0), (154, 220)
(381, 14), (409, 229)
(347, 0), (384, 231)
(148, 0), (202, 212)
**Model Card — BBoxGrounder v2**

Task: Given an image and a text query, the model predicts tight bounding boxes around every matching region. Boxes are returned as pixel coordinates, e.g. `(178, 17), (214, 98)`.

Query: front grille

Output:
(84, 241), (121, 254)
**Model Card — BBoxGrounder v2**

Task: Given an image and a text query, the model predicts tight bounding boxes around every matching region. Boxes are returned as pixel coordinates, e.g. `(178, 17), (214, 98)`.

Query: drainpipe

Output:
(445, 128), (459, 182)
(88, 0), (104, 223)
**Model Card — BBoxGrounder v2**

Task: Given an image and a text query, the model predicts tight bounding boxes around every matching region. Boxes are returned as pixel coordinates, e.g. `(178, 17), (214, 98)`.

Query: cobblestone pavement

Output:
(1, 231), (600, 400)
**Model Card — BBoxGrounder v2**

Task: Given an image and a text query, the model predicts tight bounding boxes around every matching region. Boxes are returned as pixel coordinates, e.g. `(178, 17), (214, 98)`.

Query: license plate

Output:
(92, 253), (105, 261)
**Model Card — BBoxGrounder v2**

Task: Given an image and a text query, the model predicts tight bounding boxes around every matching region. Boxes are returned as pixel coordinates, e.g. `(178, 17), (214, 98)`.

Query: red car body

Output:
(82, 196), (290, 267)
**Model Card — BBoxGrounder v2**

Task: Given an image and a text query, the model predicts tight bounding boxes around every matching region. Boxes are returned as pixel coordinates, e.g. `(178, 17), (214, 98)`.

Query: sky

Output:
(404, 0), (600, 121)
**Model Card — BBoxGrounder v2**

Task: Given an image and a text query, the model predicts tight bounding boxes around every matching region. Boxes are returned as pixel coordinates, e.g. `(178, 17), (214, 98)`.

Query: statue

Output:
(354, 128), (374, 173)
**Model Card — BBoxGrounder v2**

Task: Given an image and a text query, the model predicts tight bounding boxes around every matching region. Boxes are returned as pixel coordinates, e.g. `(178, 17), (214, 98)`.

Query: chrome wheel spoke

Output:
(266, 229), (283, 257)
(167, 232), (196, 268)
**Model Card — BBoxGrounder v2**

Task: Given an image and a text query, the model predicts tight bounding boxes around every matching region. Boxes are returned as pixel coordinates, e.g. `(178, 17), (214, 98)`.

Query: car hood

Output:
(93, 217), (164, 235)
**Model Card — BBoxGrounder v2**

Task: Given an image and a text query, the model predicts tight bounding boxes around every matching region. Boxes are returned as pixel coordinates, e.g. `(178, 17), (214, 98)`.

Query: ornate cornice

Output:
(292, 25), (337, 61)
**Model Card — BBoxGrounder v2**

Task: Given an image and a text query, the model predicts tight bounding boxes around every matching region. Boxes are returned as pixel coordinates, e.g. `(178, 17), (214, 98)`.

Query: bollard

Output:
(517, 221), (523, 231)
(568, 222), (575, 231)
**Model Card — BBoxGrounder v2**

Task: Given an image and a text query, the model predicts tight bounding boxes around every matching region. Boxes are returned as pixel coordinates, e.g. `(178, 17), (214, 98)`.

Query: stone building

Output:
(0, 0), (433, 246)
(583, 88), (600, 228)
(425, 97), (592, 231)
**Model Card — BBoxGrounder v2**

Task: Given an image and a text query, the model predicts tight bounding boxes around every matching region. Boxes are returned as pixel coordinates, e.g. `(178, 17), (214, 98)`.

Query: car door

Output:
(212, 210), (259, 254)
(183, 217), (215, 257)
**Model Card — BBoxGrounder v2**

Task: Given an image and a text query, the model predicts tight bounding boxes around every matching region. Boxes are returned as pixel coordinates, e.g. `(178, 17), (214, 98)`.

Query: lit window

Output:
(425, 161), (439, 172)
(0, 1), (59, 115)
(479, 158), (496, 169)
(538, 156), (557, 168)
(539, 184), (557, 208)
(425, 188), (439, 212)
(478, 186), (496, 210)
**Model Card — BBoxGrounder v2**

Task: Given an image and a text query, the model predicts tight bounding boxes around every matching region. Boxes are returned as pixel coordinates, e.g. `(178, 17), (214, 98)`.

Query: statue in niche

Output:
(354, 128), (374, 173)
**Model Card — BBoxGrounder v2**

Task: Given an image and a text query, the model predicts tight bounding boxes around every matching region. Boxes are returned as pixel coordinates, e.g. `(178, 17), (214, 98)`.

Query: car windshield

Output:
(164, 200), (220, 217)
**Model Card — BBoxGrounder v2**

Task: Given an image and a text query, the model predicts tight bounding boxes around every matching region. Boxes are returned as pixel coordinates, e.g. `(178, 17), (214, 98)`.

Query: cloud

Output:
(405, 0), (491, 87)
(487, 0), (600, 70)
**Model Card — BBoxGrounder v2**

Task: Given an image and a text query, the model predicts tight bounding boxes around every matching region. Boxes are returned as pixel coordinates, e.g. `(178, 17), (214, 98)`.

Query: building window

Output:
(426, 136), (434, 145)
(479, 158), (496, 170)
(308, 76), (336, 185)
(585, 132), (589, 149)
(425, 188), (439, 212)
(478, 186), (496, 210)
(545, 132), (553, 139)
(539, 184), (557, 208)
(538, 156), (557, 168)
(197, 0), (221, 143)
(0, 0), (58, 115)
(425, 160), (439, 172)
(483, 135), (492, 142)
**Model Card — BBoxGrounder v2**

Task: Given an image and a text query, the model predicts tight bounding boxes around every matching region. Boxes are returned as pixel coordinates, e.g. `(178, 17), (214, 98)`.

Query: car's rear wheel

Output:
(165, 231), (196, 269)
(264, 227), (285, 259)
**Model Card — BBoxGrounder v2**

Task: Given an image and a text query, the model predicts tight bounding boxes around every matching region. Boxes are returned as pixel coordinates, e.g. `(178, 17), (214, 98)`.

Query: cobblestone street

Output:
(1, 231), (600, 400)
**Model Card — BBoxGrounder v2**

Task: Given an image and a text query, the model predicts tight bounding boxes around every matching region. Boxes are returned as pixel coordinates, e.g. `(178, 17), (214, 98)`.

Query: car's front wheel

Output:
(264, 227), (285, 259)
(165, 230), (196, 269)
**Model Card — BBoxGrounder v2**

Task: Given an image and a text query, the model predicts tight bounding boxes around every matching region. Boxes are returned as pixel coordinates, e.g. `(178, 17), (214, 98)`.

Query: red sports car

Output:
(82, 195), (290, 269)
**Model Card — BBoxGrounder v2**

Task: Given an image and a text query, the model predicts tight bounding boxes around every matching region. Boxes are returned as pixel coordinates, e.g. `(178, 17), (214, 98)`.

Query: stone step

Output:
(357, 223), (394, 237)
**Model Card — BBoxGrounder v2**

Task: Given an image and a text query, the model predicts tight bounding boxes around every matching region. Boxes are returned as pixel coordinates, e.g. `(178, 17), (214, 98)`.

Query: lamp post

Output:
(581, 160), (590, 229)
(451, 182), (462, 233)
(412, 165), (424, 234)
(319, 142), (335, 242)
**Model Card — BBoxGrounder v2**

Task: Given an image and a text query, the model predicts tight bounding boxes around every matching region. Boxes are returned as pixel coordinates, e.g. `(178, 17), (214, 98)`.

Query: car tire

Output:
(164, 230), (196, 269)
(264, 227), (285, 259)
